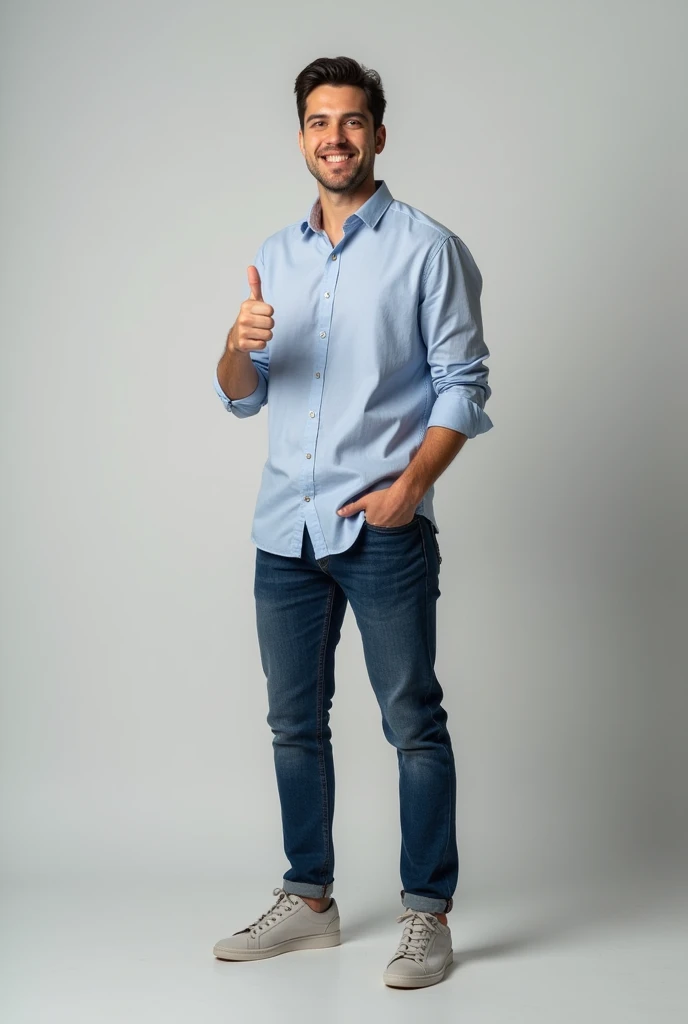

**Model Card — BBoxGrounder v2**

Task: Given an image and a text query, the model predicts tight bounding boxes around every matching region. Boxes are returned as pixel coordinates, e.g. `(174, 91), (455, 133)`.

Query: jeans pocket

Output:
(364, 513), (420, 533)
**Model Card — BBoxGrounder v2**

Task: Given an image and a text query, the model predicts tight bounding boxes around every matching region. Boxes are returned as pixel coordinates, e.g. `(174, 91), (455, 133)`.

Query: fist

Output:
(231, 265), (274, 352)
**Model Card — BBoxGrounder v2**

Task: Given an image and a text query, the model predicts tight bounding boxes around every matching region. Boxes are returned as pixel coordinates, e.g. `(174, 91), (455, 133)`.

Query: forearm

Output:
(392, 426), (467, 506)
(216, 325), (259, 400)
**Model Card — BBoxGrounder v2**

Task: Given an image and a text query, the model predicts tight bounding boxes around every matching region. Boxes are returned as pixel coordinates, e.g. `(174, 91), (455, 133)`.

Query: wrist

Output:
(391, 475), (422, 509)
(225, 324), (238, 355)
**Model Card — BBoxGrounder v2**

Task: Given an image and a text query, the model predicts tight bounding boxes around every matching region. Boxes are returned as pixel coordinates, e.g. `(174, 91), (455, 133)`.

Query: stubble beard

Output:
(308, 151), (371, 195)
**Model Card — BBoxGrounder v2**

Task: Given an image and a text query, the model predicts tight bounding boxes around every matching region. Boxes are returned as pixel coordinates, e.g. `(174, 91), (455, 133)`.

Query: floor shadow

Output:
(341, 875), (684, 956)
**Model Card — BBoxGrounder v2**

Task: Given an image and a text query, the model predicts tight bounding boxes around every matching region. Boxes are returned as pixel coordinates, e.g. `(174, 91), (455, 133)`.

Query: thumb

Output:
(247, 264), (263, 301)
(337, 499), (363, 516)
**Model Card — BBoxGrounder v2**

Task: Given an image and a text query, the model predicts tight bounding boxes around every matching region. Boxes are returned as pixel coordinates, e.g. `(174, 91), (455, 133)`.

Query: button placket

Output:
(299, 247), (342, 514)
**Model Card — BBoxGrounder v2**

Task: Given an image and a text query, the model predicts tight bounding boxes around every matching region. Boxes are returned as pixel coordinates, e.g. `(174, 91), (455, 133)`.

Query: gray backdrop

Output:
(1, 0), (686, 907)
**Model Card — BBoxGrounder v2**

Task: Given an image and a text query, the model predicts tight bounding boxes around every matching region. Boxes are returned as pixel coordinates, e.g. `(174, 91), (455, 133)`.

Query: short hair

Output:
(294, 56), (386, 132)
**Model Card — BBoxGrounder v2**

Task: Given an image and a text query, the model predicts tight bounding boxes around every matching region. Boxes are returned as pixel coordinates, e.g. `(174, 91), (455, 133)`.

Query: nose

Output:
(322, 125), (349, 149)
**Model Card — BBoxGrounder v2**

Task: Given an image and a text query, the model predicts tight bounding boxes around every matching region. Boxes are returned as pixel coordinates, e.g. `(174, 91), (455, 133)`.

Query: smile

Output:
(320, 154), (354, 163)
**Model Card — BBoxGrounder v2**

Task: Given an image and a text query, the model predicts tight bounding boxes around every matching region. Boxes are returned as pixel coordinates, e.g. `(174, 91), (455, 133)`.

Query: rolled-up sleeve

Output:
(419, 234), (493, 438)
(214, 245), (270, 418)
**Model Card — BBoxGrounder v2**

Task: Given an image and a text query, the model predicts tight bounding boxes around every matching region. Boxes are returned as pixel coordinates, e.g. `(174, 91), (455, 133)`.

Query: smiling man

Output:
(212, 56), (493, 988)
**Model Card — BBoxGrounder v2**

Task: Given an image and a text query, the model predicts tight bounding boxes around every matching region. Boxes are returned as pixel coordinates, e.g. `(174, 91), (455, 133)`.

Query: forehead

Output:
(303, 83), (370, 118)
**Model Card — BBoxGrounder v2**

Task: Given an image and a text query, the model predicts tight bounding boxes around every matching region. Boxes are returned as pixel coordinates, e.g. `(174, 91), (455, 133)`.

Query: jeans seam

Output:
(315, 581), (335, 886)
(419, 518), (453, 901)
(431, 525), (442, 566)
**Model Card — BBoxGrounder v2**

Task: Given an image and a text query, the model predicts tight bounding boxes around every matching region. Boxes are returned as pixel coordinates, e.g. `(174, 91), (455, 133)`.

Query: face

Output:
(298, 84), (386, 194)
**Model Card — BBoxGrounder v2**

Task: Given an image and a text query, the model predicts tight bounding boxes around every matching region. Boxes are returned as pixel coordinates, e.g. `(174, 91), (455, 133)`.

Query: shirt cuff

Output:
(426, 390), (494, 438)
(213, 366), (267, 418)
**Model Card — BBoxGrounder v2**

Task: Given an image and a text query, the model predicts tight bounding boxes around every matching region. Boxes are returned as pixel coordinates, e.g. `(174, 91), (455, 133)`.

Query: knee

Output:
(381, 709), (449, 751)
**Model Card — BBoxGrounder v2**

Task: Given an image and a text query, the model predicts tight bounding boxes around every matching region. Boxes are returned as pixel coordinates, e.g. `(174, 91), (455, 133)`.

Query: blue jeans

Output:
(253, 513), (457, 914)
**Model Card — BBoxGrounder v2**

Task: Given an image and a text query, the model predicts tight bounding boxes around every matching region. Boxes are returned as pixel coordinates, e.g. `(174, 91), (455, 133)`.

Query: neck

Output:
(316, 175), (378, 238)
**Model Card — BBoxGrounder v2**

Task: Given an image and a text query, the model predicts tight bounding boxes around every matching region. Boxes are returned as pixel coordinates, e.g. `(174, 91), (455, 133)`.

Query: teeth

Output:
(323, 154), (351, 162)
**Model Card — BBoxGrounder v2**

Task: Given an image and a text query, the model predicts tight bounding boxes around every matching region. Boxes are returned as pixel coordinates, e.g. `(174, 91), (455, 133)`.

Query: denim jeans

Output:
(253, 513), (458, 915)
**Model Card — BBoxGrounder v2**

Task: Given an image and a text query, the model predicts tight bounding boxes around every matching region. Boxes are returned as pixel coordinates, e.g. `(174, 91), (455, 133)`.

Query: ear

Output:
(297, 129), (305, 157)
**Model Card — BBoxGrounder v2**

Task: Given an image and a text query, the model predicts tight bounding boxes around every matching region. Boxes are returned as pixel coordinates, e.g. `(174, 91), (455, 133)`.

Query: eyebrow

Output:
(305, 110), (369, 124)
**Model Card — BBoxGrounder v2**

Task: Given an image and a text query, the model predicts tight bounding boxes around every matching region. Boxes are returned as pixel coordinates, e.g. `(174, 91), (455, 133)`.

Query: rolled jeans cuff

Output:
(401, 889), (453, 914)
(282, 878), (334, 899)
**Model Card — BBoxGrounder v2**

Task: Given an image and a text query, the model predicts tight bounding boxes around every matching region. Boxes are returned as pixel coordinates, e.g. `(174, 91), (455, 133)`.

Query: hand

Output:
(337, 485), (417, 527)
(228, 266), (274, 352)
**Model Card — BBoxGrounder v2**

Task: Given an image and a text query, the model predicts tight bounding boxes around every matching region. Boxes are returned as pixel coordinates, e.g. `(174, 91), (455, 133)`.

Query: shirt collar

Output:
(300, 179), (394, 235)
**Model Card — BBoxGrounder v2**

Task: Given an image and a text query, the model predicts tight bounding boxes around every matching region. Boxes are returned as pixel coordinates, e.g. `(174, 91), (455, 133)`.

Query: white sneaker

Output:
(382, 908), (453, 988)
(213, 887), (341, 961)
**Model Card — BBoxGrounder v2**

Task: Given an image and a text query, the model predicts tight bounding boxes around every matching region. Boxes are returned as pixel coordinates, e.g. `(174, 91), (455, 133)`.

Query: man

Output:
(212, 56), (493, 989)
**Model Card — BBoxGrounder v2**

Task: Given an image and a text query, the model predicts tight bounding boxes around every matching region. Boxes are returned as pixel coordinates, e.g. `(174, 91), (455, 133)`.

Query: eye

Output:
(310, 119), (362, 128)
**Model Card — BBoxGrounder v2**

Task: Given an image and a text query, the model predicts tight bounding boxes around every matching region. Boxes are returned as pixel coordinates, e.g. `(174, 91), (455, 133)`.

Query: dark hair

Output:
(294, 56), (386, 132)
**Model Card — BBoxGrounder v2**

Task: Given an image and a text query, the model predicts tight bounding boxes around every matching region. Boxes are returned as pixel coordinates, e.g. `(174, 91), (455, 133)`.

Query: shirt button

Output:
(332, 254), (337, 260)
(309, 411), (315, 417)
(306, 453), (312, 459)
(324, 291), (330, 298)
(304, 496), (310, 501)
(315, 372), (320, 378)
(320, 331), (326, 338)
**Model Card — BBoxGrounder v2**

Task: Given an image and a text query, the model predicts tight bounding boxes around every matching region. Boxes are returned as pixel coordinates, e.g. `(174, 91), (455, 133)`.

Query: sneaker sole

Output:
(214, 930), (341, 961)
(382, 949), (453, 988)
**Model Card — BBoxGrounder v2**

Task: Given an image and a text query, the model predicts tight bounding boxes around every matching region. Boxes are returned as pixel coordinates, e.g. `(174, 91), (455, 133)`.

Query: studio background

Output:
(1, 1), (686, 1020)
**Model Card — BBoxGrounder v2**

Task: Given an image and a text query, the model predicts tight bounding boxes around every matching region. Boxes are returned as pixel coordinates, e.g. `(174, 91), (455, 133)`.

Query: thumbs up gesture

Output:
(230, 265), (275, 352)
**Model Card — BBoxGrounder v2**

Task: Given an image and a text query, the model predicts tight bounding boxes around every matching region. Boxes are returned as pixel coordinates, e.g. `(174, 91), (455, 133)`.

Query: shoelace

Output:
(391, 908), (442, 963)
(235, 887), (301, 938)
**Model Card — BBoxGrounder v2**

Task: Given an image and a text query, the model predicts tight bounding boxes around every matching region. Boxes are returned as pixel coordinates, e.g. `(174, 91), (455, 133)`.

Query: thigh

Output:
(254, 546), (348, 715)
(327, 515), (442, 731)
(329, 514), (439, 634)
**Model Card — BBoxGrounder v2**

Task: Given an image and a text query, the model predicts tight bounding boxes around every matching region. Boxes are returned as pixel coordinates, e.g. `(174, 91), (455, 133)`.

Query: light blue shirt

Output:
(214, 179), (493, 560)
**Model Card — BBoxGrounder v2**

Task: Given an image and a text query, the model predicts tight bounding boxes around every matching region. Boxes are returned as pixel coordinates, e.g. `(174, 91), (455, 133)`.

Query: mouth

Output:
(319, 153), (355, 165)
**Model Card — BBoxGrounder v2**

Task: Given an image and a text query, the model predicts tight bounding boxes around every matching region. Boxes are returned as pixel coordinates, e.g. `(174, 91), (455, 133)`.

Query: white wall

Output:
(1, 0), (686, 897)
